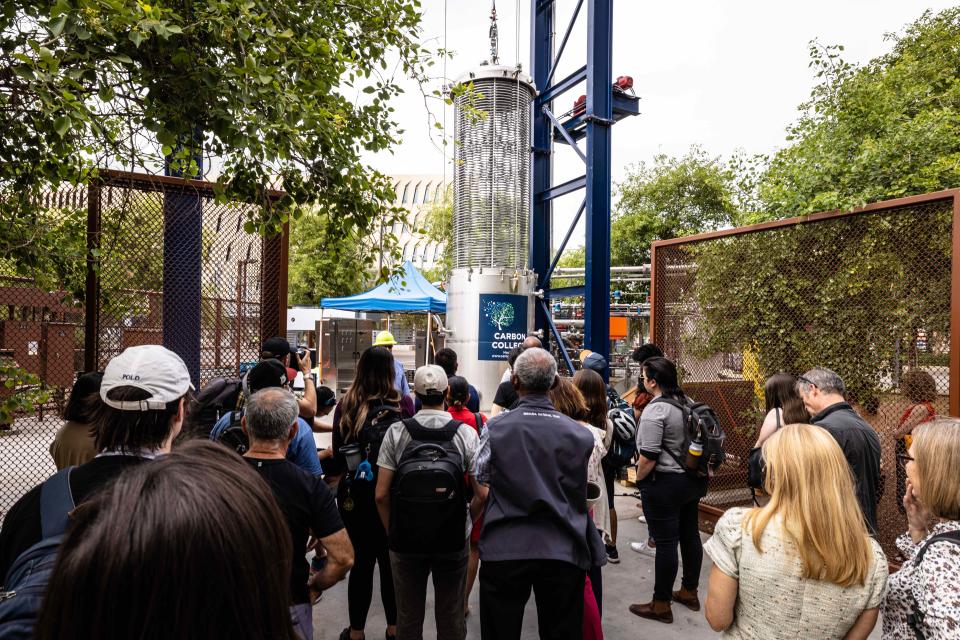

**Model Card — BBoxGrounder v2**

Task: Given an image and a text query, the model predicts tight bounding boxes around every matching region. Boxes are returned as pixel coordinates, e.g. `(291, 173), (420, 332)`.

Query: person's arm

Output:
(894, 404), (931, 438)
(752, 408), (779, 449)
(375, 467), (394, 531)
(704, 565), (738, 632)
(312, 416), (333, 433)
(842, 609), (879, 640)
(636, 456), (656, 481)
(297, 350), (317, 420)
(289, 421), (323, 477)
(470, 476), (488, 522)
(308, 529), (353, 591)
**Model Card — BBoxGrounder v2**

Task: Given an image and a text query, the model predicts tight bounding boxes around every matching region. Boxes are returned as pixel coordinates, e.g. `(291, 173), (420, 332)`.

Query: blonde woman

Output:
(883, 418), (960, 639)
(704, 424), (888, 638)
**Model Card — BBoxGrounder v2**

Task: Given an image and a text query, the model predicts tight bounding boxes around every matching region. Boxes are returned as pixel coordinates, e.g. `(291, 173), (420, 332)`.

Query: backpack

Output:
(0, 468), (75, 640)
(907, 531), (960, 639)
(605, 408), (638, 468)
(650, 397), (726, 479)
(357, 404), (406, 471)
(192, 377), (242, 437)
(389, 418), (467, 554)
(215, 410), (249, 455)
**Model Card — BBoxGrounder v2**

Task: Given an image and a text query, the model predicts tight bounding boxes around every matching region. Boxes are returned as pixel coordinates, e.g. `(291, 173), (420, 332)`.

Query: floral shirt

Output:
(883, 520), (960, 639)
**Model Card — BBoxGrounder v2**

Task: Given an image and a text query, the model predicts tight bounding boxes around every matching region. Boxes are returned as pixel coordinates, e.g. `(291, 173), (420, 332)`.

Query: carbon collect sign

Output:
(478, 294), (528, 361)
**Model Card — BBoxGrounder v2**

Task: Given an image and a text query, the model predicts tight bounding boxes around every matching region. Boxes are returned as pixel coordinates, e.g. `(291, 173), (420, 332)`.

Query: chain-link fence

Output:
(650, 191), (958, 558)
(0, 170), (286, 521)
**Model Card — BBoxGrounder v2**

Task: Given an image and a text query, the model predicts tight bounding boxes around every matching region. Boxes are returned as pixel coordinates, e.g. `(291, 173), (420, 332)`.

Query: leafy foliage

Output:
(1, 0), (434, 280)
(421, 185), (453, 280)
(611, 148), (740, 301)
(286, 207), (389, 305)
(751, 8), (960, 220)
(688, 204), (951, 409)
(0, 362), (50, 427)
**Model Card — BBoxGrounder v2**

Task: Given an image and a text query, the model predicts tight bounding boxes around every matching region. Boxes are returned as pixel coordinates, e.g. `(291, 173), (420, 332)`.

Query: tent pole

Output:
(318, 308), (324, 384)
(426, 312), (432, 365)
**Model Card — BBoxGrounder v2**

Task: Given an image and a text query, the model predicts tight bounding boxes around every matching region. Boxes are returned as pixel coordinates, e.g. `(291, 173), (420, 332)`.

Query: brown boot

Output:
(672, 587), (701, 612)
(629, 599), (673, 624)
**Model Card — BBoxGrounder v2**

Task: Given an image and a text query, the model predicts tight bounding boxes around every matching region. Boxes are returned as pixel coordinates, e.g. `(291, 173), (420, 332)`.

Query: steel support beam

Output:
(535, 175), (586, 203)
(535, 66), (587, 107)
(584, 0), (612, 372)
(530, 0), (554, 350)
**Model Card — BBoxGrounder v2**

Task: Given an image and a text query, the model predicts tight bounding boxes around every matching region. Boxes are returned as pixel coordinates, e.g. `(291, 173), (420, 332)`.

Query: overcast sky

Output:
(363, 0), (956, 246)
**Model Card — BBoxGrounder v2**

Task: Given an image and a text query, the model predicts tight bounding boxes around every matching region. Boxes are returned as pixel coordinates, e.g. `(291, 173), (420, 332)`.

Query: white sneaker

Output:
(630, 541), (657, 557)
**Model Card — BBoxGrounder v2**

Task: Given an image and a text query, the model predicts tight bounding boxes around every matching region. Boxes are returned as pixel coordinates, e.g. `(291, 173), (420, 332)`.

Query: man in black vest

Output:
(798, 367), (882, 533)
(472, 348), (605, 640)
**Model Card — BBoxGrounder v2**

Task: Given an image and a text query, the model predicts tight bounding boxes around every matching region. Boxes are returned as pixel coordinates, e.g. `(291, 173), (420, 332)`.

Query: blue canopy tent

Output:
(320, 261), (446, 314)
(320, 262), (446, 366)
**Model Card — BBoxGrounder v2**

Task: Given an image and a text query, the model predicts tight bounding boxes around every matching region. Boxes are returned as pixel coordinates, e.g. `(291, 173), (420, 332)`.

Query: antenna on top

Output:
(489, 0), (500, 65)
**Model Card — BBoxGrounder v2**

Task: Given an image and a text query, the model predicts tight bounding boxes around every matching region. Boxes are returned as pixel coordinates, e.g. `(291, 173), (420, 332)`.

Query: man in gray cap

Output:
(375, 365), (479, 640)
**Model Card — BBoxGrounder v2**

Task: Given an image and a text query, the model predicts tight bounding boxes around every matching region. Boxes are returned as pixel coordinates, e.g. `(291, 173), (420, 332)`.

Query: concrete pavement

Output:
(311, 493), (717, 639)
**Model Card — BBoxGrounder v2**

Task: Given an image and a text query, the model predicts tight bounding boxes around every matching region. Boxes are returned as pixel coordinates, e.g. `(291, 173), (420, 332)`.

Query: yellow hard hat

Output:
(374, 330), (397, 346)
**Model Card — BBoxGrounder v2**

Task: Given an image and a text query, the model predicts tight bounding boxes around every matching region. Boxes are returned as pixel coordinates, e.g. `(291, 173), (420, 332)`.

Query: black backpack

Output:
(215, 410), (249, 455)
(192, 377), (242, 437)
(389, 419), (467, 554)
(0, 468), (75, 639)
(357, 404), (406, 471)
(651, 397), (726, 479)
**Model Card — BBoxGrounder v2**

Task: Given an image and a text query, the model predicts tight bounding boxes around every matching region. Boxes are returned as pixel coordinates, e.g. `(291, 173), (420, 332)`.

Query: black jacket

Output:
(811, 402), (882, 534)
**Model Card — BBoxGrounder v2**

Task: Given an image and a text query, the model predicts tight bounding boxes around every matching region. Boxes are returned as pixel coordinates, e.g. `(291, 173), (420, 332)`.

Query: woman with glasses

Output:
(882, 418), (960, 639)
(703, 424), (887, 638)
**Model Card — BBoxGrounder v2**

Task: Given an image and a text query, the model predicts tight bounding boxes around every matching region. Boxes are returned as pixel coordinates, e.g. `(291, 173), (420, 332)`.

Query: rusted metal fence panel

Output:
(0, 170), (286, 520)
(650, 190), (959, 558)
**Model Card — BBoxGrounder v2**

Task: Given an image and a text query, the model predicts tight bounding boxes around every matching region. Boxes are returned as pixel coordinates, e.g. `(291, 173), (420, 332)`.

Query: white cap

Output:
(414, 364), (448, 395)
(100, 345), (194, 411)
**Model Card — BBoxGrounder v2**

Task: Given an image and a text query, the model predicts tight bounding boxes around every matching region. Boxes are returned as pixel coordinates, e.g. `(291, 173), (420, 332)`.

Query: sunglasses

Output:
(796, 375), (816, 387)
(897, 452), (915, 465)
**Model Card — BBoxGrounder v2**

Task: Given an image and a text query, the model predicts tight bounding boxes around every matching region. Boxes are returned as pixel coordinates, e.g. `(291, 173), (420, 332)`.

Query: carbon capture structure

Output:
(444, 0), (637, 406)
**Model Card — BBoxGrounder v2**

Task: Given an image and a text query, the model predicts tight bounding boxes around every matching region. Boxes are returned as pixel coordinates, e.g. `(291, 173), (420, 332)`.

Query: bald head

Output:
(522, 336), (542, 350)
(512, 347), (558, 394)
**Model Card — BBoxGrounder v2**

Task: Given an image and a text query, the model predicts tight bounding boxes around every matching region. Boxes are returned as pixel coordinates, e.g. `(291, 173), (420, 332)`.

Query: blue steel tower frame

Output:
(530, 0), (638, 377)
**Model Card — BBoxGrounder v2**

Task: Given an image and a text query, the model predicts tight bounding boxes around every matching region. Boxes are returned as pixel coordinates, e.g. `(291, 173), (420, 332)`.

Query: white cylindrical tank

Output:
(446, 267), (537, 411)
(446, 64), (537, 409)
(451, 65), (535, 270)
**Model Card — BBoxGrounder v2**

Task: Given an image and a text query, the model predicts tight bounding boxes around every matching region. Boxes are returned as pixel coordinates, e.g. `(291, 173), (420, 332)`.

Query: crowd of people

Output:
(1, 334), (959, 640)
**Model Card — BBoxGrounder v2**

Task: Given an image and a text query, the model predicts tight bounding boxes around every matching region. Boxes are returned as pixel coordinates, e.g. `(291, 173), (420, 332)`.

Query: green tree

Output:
(421, 185), (453, 281)
(752, 8), (960, 220)
(287, 209), (379, 305)
(1, 0), (432, 280)
(611, 147), (740, 301)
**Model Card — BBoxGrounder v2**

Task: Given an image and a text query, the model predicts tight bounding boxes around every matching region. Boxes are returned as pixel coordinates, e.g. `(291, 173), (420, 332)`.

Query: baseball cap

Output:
(582, 352), (609, 375)
(414, 365), (448, 395)
(100, 345), (193, 411)
(373, 331), (397, 347)
(243, 360), (289, 395)
(261, 336), (292, 360)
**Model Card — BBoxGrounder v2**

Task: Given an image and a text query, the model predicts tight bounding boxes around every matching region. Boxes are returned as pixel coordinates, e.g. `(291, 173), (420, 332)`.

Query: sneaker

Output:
(630, 540), (657, 557)
(605, 544), (620, 563)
